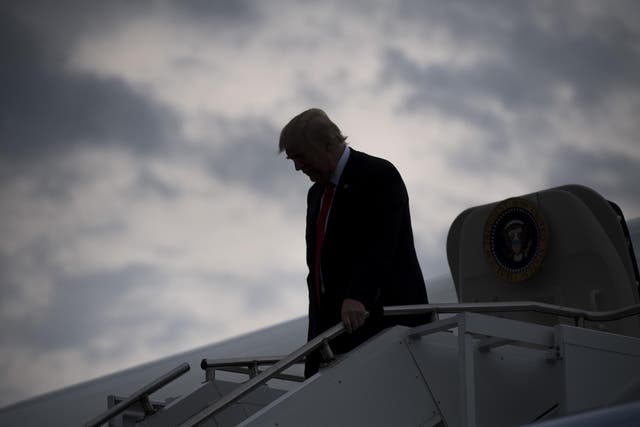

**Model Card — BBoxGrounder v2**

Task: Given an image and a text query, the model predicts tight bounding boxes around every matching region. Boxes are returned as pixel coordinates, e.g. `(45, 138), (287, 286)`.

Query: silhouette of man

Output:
(279, 108), (430, 377)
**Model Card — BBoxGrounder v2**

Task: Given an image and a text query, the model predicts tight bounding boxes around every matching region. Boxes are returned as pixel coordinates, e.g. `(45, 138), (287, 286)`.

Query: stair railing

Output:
(200, 356), (305, 382)
(384, 301), (640, 327)
(83, 362), (190, 427)
(179, 320), (349, 427)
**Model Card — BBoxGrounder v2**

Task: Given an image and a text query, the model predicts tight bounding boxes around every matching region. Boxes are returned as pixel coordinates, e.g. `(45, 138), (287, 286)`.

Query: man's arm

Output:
(342, 161), (408, 331)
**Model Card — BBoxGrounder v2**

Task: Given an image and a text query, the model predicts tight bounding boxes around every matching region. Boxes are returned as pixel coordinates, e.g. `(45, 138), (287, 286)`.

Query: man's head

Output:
(279, 108), (347, 183)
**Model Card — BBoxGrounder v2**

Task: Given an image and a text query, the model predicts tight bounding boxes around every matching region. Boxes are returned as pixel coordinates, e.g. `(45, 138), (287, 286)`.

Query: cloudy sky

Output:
(1, 0), (639, 407)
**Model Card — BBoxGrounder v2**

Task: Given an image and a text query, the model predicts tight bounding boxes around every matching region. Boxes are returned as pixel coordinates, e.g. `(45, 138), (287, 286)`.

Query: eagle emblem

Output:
(483, 197), (549, 282)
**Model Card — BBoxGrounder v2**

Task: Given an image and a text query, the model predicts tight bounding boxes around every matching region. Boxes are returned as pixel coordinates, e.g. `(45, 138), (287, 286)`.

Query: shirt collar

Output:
(330, 146), (350, 186)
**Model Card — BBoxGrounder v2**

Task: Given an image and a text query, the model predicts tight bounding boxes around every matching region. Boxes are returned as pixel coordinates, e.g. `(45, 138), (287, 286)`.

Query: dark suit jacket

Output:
(305, 149), (429, 376)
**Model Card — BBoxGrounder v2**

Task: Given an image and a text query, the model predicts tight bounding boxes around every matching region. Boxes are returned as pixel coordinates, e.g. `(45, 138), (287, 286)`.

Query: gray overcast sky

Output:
(1, 0), (639, 407)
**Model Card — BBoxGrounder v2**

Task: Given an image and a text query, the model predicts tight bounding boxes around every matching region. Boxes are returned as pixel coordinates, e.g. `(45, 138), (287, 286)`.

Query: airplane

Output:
(1, 184), (639, 426)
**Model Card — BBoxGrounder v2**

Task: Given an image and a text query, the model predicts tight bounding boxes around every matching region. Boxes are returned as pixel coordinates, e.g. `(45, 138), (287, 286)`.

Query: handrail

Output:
(83, 362), (190, 427)
(201, 356), (305, 382)
(201, 356), (290, 369)
(214, 366), (306, 382)
(179, 321), (348, 427)
(384, 302), (640, 322)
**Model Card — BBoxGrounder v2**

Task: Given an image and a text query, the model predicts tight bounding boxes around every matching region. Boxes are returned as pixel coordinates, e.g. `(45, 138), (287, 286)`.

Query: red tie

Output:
(315, 182), (335, 304)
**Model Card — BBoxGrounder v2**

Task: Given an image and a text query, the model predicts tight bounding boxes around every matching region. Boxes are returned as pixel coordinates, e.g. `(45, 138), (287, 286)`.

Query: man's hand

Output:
(341, 298), (367, 333)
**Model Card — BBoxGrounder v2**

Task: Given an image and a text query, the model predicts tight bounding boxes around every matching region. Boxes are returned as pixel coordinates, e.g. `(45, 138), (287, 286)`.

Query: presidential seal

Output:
(483, 197), (549, 282)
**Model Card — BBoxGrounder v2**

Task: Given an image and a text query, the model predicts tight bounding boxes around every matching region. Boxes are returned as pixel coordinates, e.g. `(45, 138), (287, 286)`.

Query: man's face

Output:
(285, 140), (332, 183)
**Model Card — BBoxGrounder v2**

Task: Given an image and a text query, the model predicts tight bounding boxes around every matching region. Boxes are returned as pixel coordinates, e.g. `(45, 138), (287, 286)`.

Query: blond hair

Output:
(279, 108), (347, 153)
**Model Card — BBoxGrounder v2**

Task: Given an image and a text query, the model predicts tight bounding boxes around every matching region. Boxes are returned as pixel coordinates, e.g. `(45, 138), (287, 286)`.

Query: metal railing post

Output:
(83, 363), (190, 427)
(205, 367), (216, 382)
(320, 339), (335, 362)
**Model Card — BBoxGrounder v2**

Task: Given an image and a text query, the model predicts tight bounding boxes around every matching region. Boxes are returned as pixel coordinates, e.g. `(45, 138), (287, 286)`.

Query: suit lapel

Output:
(325, 149), (359, 240)
(331, 148), (359, 204)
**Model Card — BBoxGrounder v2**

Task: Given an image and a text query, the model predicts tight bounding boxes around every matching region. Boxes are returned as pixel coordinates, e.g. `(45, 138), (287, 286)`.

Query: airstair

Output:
(83, 301), (640, 427)
(83, 185), (640, 426)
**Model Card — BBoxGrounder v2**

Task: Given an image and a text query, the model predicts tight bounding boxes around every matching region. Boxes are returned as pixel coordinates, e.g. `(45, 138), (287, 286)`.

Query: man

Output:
(279, 108), (430, 377)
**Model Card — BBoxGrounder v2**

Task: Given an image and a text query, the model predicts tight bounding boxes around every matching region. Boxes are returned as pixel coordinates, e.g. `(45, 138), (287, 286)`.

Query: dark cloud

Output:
(203, 116), (281, 182)
(0, 2), (302, 206)
(210, 138), (303, 197)
(381, 1), (640, 115)
(177, 0), (258, 23)
(0, 263), (231, 362)
(0, 265), (150, 351)
(0, 8), (180, 162)
(2, 0), (261, 56)
(182, 114), (310, 205)
(545, 145), (640, 216)
(2, 1), (149, 46)
(377, 1), (640, 217)
(382, 47), (512, 154)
